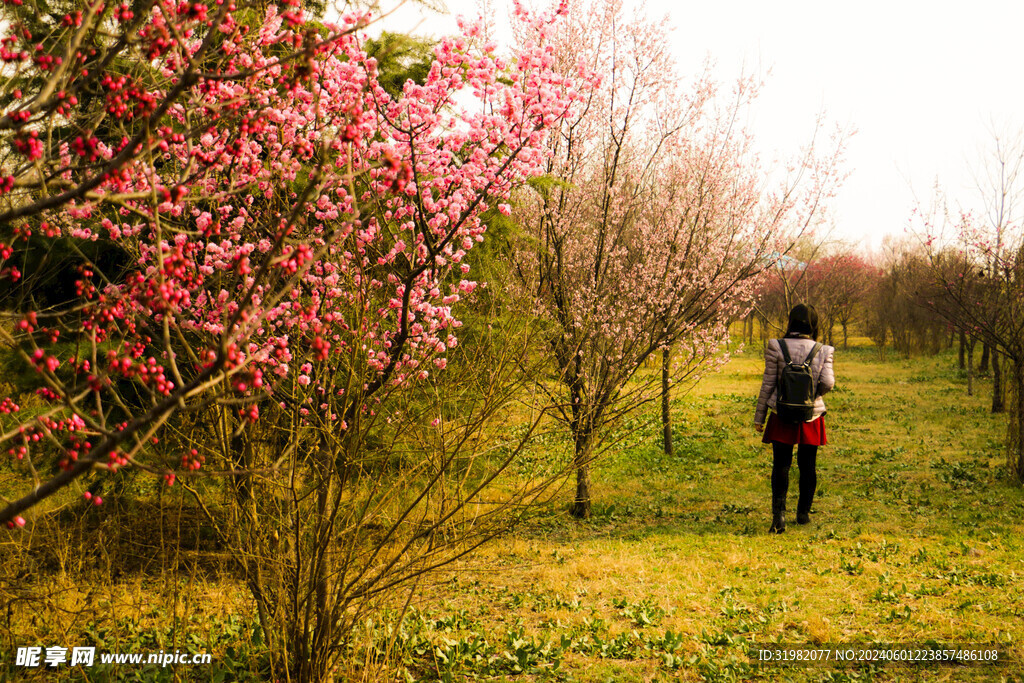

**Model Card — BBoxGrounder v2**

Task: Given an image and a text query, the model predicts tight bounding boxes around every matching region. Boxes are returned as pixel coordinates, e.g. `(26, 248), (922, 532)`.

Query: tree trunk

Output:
(992, 351), (1005, 413)
(966, 338), (975, 396)
(958, 329), (966, 370)
(662, 348), (673, 456)
(1009, 357), (1024, 482)
(572, 429), (593, 518)
(308, 444), (335, 683)
(980, 342), (990, 375)
(842, 322), (849, 349)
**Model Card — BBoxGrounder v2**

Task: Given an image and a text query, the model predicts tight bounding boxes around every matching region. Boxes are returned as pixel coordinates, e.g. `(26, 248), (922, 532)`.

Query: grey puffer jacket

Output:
(754, 336), (835, 426)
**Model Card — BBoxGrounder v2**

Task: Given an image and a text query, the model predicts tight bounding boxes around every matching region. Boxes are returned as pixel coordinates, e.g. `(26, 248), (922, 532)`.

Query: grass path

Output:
(404, 342), (1023, 682)
(2, 341), (1020, 682)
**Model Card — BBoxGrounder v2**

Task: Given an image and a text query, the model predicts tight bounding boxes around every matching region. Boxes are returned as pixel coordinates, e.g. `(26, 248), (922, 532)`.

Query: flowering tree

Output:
(511, 0), (844, 517)
(750, 228), (863, 341)
(750, 249), (807, 339)
(827, 253), (878, 348)
(0, 0), (575, 520)
(798, 250), (878, 346)
(0, 0), (581, 675)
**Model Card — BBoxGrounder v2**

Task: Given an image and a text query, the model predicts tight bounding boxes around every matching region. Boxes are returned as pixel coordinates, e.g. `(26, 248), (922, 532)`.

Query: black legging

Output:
(771, 442), (817, 509)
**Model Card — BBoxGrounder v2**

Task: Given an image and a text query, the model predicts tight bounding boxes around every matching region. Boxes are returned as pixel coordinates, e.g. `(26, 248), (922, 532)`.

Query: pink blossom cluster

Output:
(0, 0), (581, 524)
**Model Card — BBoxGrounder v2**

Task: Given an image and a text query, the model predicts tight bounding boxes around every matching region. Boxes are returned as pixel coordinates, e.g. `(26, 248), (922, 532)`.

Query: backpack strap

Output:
(804, 342), (822, 367)
(779, 339), (822, 368)
(777, 338), (792, 364)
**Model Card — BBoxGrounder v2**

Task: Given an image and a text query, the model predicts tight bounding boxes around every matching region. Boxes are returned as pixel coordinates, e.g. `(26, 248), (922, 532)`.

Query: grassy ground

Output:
(2, 340), (1022, 682)
(396, 340), (1023, 682)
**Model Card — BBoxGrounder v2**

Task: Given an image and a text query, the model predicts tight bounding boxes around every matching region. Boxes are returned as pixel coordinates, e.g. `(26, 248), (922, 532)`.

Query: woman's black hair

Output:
(785, 303), (819, 340)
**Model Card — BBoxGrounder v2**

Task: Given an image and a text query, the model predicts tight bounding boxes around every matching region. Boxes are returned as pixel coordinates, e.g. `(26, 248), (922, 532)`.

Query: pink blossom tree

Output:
(0, 0), (576, 522)
(826, 253), (879, 348)
(799, 251), (878, 347)
(0, 0), (582, 675)
(750, 230), (850, 340)
(511, 0), (845, 518)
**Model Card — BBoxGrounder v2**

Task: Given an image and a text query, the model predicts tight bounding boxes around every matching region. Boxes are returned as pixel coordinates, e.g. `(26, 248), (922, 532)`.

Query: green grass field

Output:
(394, 340), (1023, 682)
(2, 340), (1022, 682)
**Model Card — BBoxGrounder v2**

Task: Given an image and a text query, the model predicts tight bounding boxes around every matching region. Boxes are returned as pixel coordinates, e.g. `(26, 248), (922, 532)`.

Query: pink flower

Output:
(0, 0), (579, 521)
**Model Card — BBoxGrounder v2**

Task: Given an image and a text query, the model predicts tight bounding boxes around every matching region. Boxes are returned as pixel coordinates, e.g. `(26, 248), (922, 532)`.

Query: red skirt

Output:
(762, 412), (827, 446)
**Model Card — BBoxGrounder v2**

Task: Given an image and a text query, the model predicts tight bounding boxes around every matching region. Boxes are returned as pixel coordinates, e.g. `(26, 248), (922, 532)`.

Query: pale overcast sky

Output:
(374, 0), (1024, 251)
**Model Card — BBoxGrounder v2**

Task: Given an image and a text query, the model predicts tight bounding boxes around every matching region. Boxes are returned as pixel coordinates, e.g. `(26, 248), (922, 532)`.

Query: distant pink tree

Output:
(512, 0), (845, 517)
(751, 252), (807, 339)
(827, 254), (880, 347)
(802, 251), (878, 346)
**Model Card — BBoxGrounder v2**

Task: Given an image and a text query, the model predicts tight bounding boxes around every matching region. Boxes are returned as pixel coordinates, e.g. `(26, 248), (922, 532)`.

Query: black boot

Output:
(769, 497), (786, 534)
(796, 495), (813, 525)
(796, 448), (817, 525)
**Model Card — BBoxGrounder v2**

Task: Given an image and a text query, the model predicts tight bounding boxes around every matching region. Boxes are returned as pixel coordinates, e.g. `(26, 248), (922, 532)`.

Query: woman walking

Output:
(754, 304), (835, 534)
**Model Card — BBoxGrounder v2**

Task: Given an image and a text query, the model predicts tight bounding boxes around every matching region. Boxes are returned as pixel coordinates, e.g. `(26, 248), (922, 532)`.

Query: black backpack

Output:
(775, 339), (822, 423)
